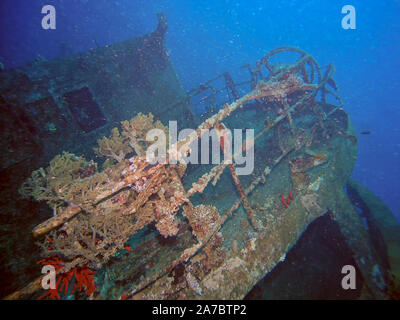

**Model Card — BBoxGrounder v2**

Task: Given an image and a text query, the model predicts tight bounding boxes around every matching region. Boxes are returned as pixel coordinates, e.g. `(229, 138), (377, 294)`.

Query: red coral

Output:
(281, 192), (295, 209)
(37, 257), (65, 271)
(72, 266), (97, 296)
(281, 194), (289, 208)
(37, 257), (97, 299)
(38, 287), (61, 300)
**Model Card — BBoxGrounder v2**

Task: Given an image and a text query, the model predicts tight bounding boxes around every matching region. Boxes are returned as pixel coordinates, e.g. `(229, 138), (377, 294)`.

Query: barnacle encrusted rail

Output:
(10, 47), (344, 300)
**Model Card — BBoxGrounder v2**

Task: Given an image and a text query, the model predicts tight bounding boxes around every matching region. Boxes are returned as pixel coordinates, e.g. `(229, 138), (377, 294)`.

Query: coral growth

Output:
(289, 153), (327, 174)
(19, 152), (97, 208)
(29, 155), (187, 268)
(183, 205), (220, 242)
(38, 206), (141, 269)
(281, 192), (295, 208)
(18, 113), (181, 272)
(94, 127), (131, 163)
(121, 112), (168, 157)
(289, 153), (327, 191)
(94, 112), (168, 162)
(37, 257), (96, 299)
(248, 74), (315, 102)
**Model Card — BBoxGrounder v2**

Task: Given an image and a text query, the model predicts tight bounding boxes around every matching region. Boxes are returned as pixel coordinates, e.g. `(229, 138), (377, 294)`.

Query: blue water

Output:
(1, 0), (399, 219)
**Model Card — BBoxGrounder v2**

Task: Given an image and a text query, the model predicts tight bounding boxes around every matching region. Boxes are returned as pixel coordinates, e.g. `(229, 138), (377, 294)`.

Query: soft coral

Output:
(37, 257), (97, 299)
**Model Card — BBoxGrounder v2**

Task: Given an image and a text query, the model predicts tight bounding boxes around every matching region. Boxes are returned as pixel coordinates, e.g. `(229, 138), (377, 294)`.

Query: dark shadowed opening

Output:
(63, 87), (107, 133)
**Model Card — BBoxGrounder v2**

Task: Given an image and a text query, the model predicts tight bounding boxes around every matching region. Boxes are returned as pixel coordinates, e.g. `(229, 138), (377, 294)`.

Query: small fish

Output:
(360, 131), (371, 135)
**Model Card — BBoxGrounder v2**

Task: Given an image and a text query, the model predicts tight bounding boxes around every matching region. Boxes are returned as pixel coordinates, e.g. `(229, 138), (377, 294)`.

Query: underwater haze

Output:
(2, 0), (400, 302)
(1, 0), (399, 220)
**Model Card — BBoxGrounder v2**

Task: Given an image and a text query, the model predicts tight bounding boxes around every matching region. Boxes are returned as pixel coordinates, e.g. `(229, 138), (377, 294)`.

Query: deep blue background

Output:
(1, 0), (399, 219)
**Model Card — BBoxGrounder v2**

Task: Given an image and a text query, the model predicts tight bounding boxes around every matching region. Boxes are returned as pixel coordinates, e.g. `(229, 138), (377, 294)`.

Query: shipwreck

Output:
(1, 14), (399, 300)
